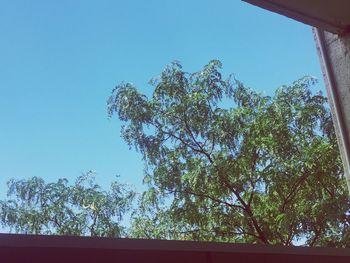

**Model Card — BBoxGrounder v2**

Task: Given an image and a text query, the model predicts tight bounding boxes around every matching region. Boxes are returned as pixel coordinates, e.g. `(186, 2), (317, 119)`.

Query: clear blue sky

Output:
(0, 0), (323, 197)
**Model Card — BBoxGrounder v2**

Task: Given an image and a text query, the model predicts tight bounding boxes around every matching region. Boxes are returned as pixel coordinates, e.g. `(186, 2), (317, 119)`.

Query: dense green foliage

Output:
(1, 60), (350, 247)
(108, 60), (350, 247)
(0, 172), (134, 237)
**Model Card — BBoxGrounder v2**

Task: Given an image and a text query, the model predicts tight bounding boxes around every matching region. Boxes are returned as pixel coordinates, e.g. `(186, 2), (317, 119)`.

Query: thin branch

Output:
(286, 225), (295, 246)
(281, 171), (310, 212)
(309, 227), (321, 247)
(183, 114), (214, 163)
(158, 112), (269, 244)
(220, 176), (269, 244)
(169, 189), (244, 211)
(89, 211), (98, 237)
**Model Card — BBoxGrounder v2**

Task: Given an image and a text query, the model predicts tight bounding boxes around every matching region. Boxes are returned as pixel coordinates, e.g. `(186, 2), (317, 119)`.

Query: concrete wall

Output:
(314, 29), (350, 191)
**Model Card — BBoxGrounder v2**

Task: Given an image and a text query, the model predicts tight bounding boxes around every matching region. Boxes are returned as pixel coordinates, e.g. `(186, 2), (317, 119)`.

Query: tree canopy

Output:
(108, 60), (350, 247)
(0, 172), (134, 237)
(1, 60), (349, 247)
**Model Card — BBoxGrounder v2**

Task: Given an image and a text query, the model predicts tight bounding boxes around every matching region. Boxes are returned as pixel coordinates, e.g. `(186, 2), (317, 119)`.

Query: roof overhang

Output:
(242, 0), (350, 35)
(1, 234), (350, 262)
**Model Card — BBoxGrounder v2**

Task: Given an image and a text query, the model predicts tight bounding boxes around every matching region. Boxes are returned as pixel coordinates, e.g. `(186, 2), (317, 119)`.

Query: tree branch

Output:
(159, 113), (270, 244)
(309, 227), (321, 247)
(281, 171), (310, 212)
(169, 189), (244, 211)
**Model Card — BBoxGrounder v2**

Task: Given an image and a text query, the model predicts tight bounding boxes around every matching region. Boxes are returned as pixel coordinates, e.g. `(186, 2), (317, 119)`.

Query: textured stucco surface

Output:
(324, 32), (350, 129)
(314, 29), (350, 190)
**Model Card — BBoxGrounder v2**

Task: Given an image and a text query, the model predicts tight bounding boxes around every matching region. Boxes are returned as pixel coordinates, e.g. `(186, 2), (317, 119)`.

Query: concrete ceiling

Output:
(243, 0), (350, 34)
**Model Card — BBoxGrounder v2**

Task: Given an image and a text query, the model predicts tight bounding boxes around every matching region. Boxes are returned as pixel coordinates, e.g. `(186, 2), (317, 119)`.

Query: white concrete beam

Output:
(243, 0), (350, 35)
(314, 29), (350, 191)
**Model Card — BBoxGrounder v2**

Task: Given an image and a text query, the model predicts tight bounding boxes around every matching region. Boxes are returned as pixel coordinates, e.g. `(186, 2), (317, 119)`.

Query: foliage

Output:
(108, 60), (350, 247)
(0, 172), (135, 237)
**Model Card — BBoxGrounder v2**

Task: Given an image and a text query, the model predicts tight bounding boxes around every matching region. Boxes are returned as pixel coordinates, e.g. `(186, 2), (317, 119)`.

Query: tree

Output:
(108, 60), (350, 247)
(0, 172), (135, 237)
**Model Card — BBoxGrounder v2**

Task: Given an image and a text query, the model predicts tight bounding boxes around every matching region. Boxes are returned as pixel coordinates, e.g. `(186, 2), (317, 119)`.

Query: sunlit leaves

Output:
(109, 60), (350, 247)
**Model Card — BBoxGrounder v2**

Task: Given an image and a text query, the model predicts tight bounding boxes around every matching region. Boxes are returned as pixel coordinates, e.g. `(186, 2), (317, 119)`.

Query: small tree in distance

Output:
(108, 60), (350, 247)
(0, 172), (135, 237)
